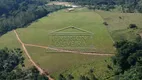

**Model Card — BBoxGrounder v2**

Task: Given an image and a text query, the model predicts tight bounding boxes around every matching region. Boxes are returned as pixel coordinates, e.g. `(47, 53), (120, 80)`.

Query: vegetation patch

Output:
(97, 10), (142, 41)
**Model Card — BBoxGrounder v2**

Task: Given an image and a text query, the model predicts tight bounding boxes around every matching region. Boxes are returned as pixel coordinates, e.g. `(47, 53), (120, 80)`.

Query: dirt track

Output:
(14, 30), (53, 80)
(14, 30), (114, 80)
(24, 43), (114, 56)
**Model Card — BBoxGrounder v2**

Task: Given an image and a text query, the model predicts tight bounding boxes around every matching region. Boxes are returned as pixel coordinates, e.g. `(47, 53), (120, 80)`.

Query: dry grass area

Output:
(97, 10), (142, 41)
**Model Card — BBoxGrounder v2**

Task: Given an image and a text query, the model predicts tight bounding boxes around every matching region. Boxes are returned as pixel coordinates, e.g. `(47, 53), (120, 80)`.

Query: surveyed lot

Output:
(16, 8), (115, 53)
(0, 8), (115, 79)
(27, 46), (113, 80)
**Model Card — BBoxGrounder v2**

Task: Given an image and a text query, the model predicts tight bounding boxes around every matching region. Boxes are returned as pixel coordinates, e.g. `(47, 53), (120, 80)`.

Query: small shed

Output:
(67, 8), (75, 12)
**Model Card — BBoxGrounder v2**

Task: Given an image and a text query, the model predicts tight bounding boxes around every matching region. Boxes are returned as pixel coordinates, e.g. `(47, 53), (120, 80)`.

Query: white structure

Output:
(67, 8), (74, 11)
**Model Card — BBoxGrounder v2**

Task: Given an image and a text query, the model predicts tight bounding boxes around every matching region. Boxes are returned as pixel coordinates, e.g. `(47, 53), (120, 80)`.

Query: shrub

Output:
(67, 74), (74, 80)
(119, 16), (122, 19)
(103, 22), (108, 26)
(129, 24), (138, 29)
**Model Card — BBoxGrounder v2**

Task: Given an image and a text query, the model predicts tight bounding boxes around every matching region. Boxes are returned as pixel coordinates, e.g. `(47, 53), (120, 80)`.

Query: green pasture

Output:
(26, 46), (113, 80)
(97, 10), (142, 41)
(0, 31), (20, 49)
(16, 8), (115, 53)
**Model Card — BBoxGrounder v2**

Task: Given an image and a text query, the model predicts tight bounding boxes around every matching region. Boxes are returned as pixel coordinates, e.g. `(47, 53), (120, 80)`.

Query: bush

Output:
(103, 22), (108, 26)
(119, 16), (122, 19)
(128, 24), (138, 29)
(79, 75), (90, 80)
(67, 74), (74, 80)
(58, 74), (66, 80)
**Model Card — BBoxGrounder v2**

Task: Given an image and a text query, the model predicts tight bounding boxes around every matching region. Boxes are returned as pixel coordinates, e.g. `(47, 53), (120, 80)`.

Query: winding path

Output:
(24, 43), (114, 56)
(14, 29), (114, 80)
(14, 30), (54, 80)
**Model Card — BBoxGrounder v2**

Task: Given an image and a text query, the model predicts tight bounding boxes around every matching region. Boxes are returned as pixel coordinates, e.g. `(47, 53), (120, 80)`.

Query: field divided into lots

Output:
(26, 46), (113, 79)
(16, 8), (115, 53)
(0, 8), (115, 79)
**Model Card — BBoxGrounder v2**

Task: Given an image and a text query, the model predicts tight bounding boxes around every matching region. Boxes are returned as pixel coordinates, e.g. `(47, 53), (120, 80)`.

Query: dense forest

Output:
(112, 39), (142, 80)
(0, 0), (66, 36)
(53, 0), (142, 12)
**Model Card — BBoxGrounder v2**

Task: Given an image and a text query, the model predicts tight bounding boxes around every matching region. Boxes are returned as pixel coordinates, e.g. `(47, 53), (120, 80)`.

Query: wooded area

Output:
(0, 0), (142, 36)
(0, 0), (66, 36)
(112, 39), (142, 80)
(53, 0), (142, 12)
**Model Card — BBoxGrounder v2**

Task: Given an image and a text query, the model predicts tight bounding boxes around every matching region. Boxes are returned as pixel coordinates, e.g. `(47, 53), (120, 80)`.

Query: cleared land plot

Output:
(26, 46), (113, 80)
(16, 8), (115, 53)
(0, 8), (115, 79)
(97, 10), (142, 41)
(0, 31), (20, 49)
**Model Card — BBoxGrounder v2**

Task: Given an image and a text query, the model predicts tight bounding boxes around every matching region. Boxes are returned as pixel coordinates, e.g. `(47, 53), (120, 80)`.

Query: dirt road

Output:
(25, 43), (114, 56)
(14, 30), (53, 80)
(14, 29), (114, 80)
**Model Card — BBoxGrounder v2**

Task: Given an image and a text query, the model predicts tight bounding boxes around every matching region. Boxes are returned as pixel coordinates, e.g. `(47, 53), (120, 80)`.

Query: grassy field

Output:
(97, 10), (142, 41)
(0, 31), (20, 49)
(26, 46), (113, 80)
(16, 8), (115, 53)
(0, 8), (115, 79)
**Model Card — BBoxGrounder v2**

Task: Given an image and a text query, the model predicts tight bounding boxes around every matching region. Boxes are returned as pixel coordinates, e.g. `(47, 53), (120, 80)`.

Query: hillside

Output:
(0, 8), (114, 79)
(1, 0), (142, 80)
(97, 10), (142, 41)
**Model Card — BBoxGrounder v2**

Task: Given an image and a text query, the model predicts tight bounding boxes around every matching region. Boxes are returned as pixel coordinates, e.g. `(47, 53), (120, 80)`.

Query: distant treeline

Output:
(0, 0), (66, 36)
(53, 0), (142, 12)
(0, 0), (142, 36)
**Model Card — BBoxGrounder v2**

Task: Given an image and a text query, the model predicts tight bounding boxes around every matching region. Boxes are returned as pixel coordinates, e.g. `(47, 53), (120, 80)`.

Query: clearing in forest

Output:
(0, 8), (115, 79)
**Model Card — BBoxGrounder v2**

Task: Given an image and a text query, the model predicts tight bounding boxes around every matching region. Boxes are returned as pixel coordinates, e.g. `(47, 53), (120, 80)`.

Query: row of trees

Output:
(0, 48), (48, 80)
(0, 0), (66, 36)
(58, 69), (98, 80)
(52, 0), (142, 12)
(116, 0), (142, 13)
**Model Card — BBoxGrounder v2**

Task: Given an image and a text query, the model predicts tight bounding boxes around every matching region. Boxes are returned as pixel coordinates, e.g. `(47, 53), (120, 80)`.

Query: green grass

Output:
(97, 10), (142, 41)
(26, 46), (113, 80)
(0, 31), (20, 49)
(16, 8), (115, 53)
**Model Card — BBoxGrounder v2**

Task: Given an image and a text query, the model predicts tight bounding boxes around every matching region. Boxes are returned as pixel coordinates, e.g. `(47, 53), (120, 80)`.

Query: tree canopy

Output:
(112, 40), (142, 80)
(0, 0), (66, 36)
(0, 48), (48, 80)
(53, 0), (142, 12)
(0, 0), (142, 36)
